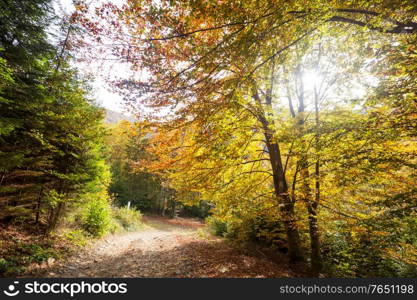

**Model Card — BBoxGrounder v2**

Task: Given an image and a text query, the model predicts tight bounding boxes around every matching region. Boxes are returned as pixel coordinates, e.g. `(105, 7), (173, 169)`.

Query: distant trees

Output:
(106, 121), (163, 213)
(106, 120), (211, 218)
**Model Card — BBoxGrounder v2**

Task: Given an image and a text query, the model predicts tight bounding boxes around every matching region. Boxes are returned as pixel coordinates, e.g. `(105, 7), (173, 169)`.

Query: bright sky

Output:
(55, 0), (128, 113)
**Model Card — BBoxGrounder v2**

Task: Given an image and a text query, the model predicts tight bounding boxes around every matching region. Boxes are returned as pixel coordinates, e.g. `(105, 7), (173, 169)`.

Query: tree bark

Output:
(35, 186), (43, 224)
(308, 197), (321, 274)
(267, 138), (304, 262)
(252, 90), (304, 262)
(299, 157), (322, 274)
(47, 202), (64, 234)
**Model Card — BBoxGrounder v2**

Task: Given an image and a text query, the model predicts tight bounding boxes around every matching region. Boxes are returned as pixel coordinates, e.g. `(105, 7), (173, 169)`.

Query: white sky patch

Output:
(92, 77), (125, 112)
(302, 68), (371, 103)
(302, 70), (323, 92)
(55, 0), (129, 113)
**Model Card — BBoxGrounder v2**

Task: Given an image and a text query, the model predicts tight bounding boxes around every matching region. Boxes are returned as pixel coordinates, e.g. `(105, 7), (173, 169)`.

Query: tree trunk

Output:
(308, 204), (321, 274)
(266, 138), (304, 262)
(47, 202), (64, 234)
(253, 89), (304, 262)
(35, 186), (43, 224)
(299, 158), (322, 274)
(171, 200), (177, 218)
(161, 189), (168, 216)
(294, 62), (323, 274)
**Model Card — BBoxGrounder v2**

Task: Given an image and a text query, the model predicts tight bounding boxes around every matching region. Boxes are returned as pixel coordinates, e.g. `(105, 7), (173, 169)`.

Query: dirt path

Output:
(39, 216), (305, 278)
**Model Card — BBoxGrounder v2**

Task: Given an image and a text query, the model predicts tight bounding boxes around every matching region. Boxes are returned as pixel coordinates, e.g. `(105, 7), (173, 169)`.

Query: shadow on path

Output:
(33, 216), (308, 278)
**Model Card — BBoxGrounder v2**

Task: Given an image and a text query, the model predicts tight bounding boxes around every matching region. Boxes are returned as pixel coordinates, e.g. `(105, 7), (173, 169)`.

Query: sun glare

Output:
(302, 70), (324, 91)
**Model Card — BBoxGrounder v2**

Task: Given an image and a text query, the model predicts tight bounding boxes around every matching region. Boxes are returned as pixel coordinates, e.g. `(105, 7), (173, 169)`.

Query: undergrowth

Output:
(0, 205), (143, 277)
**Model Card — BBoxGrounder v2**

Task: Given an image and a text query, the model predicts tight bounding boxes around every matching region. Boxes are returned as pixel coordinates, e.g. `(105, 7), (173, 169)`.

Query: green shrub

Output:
(21, 244), (57, 263)
(0, 258), (12, 274)
(321, 230), (417, 277)
(206, 214), (287, 249)
(112, 206), (143, 231)
(63, 229), (88, 247)
(0, 258), (25, 276)
(206, 216), (227, 236)
(82, 199), (112, 237)
(0, 243), (59, 276)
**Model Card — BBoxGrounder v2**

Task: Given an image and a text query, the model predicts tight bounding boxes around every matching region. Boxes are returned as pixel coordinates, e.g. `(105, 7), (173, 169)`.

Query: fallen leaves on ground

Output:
(31, 216), (308, 278)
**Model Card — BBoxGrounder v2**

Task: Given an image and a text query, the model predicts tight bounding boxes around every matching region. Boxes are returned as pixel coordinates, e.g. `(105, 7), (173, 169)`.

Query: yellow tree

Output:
(78, 0), (416, 270)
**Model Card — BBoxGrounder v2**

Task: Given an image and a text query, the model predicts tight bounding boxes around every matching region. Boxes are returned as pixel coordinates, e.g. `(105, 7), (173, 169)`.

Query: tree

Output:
(0, 0), (110, 232)
(76, 0), (416, 273)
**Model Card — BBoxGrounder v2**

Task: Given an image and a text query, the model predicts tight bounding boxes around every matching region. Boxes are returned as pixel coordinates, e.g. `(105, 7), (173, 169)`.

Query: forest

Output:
(0, 0), (416, 278)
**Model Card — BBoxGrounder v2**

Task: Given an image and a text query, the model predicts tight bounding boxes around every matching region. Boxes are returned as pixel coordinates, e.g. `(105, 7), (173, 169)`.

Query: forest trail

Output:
(37, 216), (305, 278)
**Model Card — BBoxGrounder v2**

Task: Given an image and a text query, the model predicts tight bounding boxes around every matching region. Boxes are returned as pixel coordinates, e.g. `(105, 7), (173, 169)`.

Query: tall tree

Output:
(76, 0), (416, 270)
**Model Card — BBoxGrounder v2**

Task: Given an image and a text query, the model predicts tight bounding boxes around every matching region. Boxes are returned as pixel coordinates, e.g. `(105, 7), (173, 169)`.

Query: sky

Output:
(53, 0), (377, 116)
(55, 0), (128, 113)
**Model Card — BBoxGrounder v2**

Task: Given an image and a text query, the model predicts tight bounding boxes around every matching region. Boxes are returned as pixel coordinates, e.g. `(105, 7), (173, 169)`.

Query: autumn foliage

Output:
(1, 0), (416, 277)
